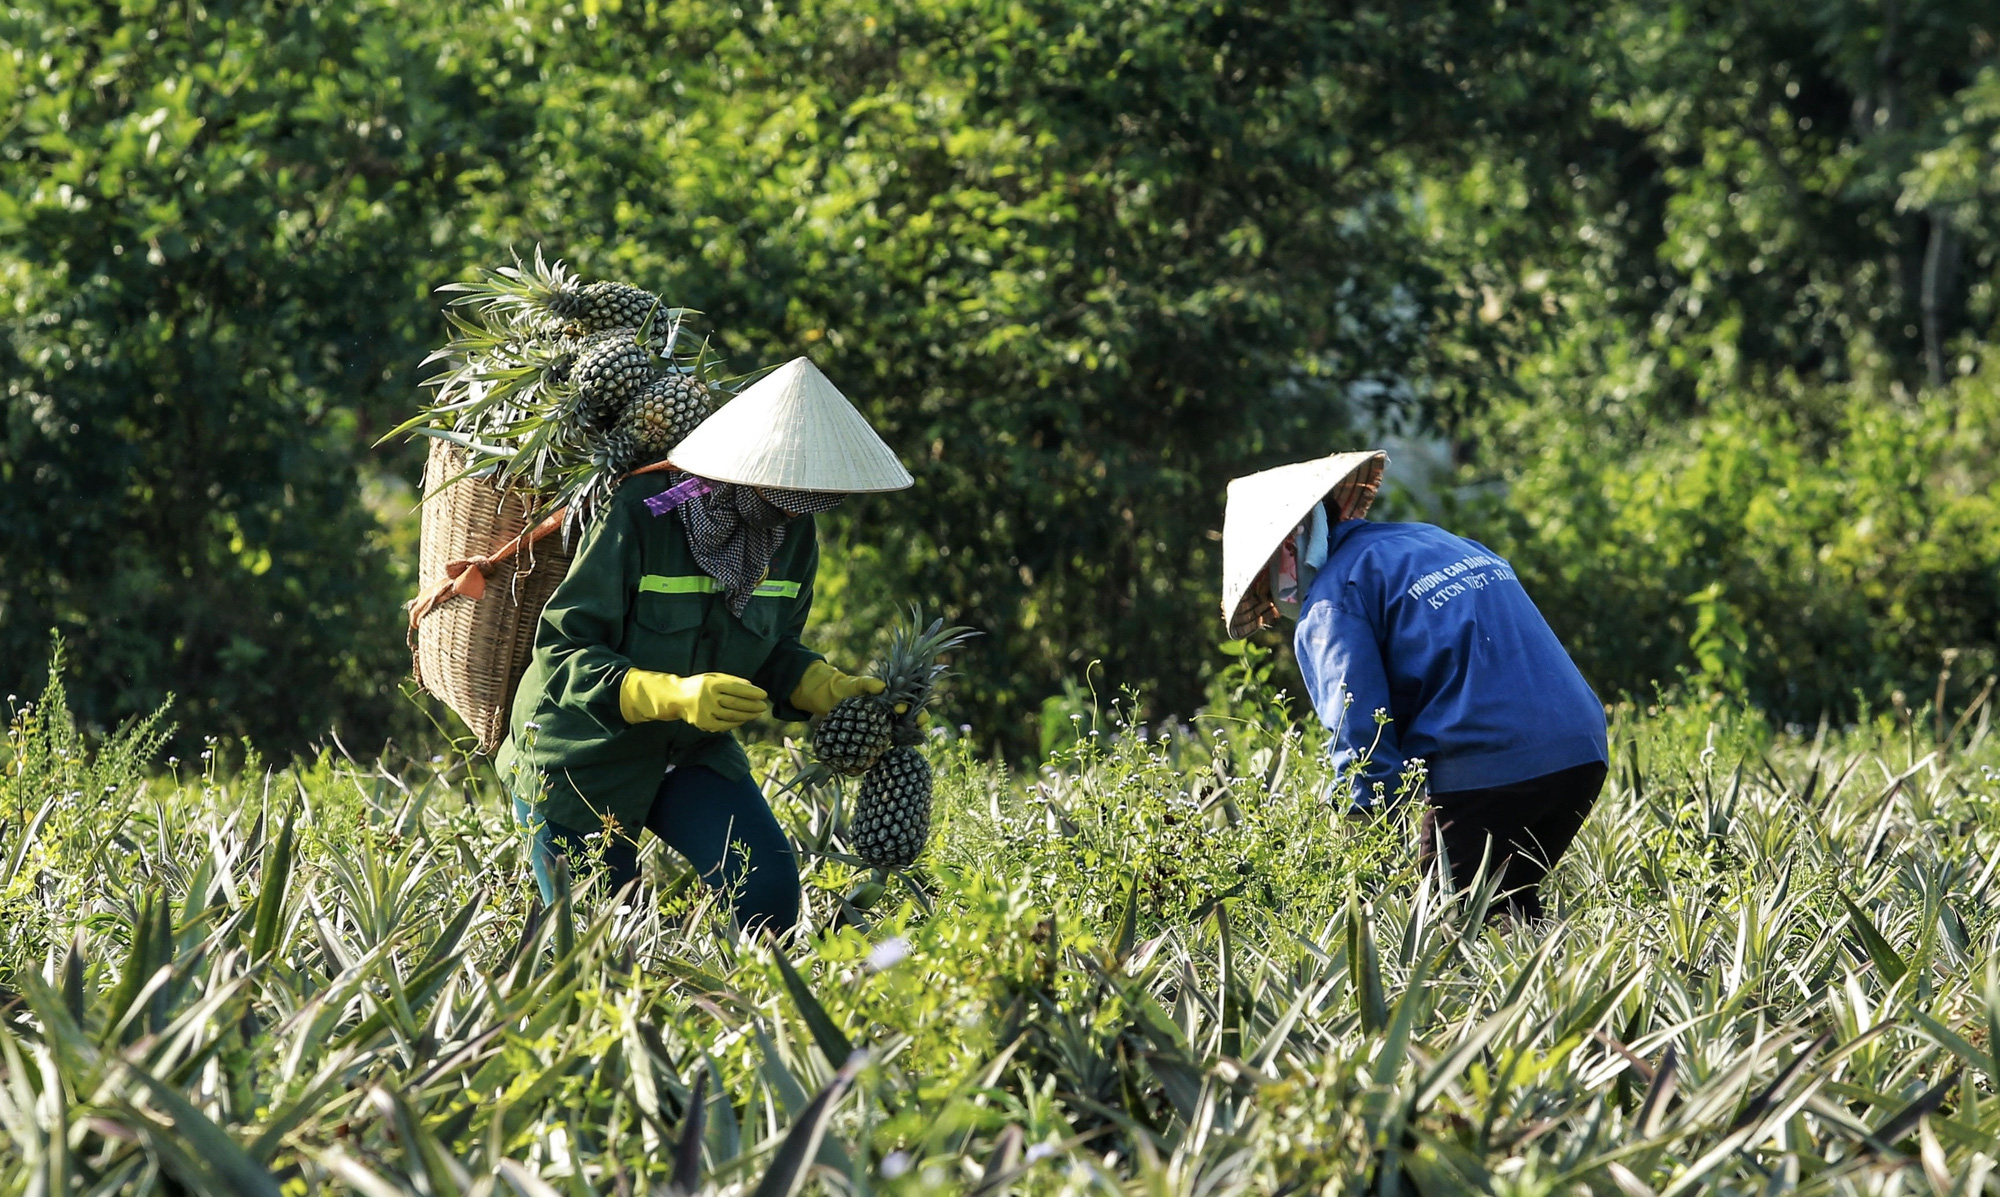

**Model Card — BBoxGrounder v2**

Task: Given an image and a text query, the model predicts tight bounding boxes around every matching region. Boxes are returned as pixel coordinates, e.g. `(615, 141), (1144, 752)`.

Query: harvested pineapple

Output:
(850, 748), (934, 870)
(813, 697), (897, 777)
(546, 279), (660, 335)
(618, 371), (714, 457)
(571, 333), (654, 432)
(816, 611), (975, 870)
(813, 615), (974, 775)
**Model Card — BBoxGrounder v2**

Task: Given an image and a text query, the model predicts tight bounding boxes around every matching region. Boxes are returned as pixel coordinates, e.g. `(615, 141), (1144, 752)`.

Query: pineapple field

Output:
(9, 6), (2000, 1195)
(3, 643), (2000, 1195)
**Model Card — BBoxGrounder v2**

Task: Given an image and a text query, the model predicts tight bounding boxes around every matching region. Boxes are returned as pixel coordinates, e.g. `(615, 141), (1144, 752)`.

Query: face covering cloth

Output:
(657, 473), (845, 615)
(1267, 501), (1330, 621)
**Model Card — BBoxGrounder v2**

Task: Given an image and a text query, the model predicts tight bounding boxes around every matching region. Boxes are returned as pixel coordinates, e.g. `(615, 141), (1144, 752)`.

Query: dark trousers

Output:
(516, 766), (799, 933)
(1420, 760), (1606, 921)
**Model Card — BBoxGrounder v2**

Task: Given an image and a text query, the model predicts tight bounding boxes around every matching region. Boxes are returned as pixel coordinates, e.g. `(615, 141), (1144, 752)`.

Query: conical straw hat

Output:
(1220, 449), (1387, 638)
(669, 357), (914, 492)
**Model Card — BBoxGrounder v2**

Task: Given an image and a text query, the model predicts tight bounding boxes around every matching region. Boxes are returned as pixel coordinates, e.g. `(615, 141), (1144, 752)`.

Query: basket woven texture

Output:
(412, 441), (574, 753)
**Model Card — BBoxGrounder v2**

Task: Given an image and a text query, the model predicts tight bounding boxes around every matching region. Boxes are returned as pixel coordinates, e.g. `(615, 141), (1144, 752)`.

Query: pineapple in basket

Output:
(812, 612), (975, 870)
(406, 248), (724, 536)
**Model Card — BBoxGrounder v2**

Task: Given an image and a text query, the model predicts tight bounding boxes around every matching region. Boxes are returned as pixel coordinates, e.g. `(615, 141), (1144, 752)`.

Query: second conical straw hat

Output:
(1220, 449), (1387, 638)
(669, 357), (914, 492)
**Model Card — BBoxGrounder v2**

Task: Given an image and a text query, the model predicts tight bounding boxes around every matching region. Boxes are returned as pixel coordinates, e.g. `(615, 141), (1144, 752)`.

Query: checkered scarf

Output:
(677, 477), (844, 615)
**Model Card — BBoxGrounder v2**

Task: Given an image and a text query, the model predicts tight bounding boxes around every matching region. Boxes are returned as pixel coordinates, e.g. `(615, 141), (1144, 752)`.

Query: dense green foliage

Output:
(461, 0), (1569, 744)
(1447, 1), (2000, 718)
(0, 0), (505, 747)
(5, 648), (2000, 1192)
(3, 0), (1998, 753)
(1476, 354), (2000, 714)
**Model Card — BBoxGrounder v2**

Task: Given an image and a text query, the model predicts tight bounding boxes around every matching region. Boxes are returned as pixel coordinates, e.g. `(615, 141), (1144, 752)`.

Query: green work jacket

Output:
(495, 474), (822, 832)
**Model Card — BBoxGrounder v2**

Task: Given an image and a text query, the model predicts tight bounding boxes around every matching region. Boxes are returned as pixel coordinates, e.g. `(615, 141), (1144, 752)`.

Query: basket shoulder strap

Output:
(408, 459), (684, 629)
(409, 508), (566, 627)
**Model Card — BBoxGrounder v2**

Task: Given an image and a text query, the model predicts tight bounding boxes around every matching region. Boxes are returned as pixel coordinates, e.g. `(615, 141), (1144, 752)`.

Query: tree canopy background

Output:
(3, 0), (1997, 756)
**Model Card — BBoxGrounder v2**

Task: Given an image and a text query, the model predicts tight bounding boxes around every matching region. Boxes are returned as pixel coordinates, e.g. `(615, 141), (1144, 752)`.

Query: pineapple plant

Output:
(394, 247), (740, 537)
(813, 615), (976, 776)
(817, 611), (977, 871)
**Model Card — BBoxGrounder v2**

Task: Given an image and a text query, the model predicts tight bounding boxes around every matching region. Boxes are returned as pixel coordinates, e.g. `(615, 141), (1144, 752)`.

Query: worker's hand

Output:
(789, 660), (886, 717)
(620, 670), (770, 731)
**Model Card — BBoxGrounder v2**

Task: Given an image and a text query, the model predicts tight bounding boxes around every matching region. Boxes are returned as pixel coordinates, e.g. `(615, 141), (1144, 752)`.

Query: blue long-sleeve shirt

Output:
(1294, 520), (1606, 805)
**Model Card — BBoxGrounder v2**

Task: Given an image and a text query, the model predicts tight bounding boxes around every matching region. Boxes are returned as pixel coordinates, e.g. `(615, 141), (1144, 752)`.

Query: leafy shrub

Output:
(0, 0), (507, 753)
(1467, 352), (2000, 719)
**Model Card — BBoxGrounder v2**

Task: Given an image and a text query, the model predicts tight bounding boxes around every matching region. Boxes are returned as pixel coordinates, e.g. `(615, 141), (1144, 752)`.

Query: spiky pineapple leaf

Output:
(768, 944), (854, 1066)
(747, 1051), (868, 1197)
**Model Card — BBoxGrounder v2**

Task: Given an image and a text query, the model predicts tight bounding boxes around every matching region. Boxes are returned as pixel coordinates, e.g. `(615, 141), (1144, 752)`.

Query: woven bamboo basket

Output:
(410, 440), (574, 753)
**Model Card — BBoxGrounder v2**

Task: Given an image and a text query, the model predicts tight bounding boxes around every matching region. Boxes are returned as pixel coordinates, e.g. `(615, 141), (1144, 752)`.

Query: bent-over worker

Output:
(497, 358), (911, 932)
(1220, 450), (1607, 921)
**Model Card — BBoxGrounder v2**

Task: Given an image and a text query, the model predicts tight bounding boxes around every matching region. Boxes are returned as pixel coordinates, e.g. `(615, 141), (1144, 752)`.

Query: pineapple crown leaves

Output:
(874, 609), (980, 720)
(630, 297), (692, 355)
(678, 335), (748, 400)
(435, 245), (582, 331)
(402, 248), (731, 533)
(418, 307), (513, 372)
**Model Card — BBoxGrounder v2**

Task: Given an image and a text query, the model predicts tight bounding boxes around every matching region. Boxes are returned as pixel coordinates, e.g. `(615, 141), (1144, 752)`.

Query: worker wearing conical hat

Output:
(497, 358), (912, 932)
(1220, 450), (1608, 922)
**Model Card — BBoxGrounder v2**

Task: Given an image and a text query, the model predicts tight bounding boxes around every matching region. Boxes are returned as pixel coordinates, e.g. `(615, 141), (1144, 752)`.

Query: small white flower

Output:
(881, 1151), (912, 1178)
(866, 936), (911, 972)
(1025, 1143), (1056, 1163)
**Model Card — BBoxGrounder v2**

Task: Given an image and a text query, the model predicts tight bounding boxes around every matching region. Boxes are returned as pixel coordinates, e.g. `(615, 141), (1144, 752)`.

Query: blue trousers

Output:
(516, 766), (799, 933)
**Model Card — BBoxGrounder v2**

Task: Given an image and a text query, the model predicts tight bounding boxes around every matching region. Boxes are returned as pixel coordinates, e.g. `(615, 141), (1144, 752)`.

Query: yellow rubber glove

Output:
(789, 660), (887, 717)
(619, 670), (770, 731)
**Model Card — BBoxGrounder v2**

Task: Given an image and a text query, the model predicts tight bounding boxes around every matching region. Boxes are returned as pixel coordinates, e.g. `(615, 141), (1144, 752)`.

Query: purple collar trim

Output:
(644, 475), (713, 517)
